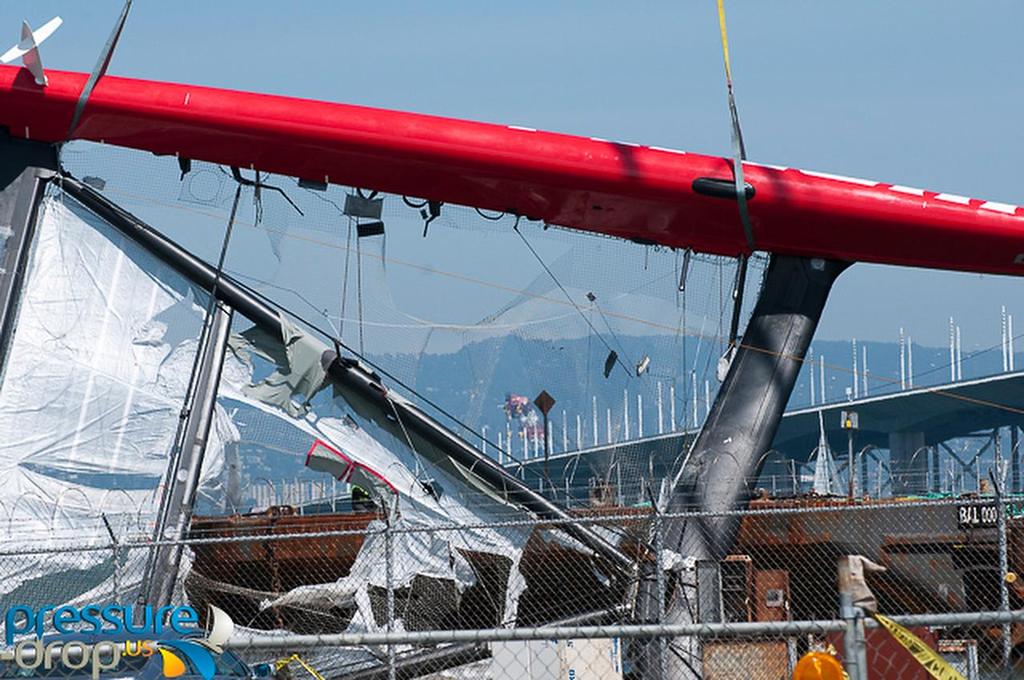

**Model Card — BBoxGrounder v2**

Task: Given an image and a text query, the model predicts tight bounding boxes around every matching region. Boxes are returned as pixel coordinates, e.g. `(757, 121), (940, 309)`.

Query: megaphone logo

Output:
(156, 606), (233, 680)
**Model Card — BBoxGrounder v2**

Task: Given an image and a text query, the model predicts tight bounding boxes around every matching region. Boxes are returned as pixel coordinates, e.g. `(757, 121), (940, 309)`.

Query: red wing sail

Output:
(1, 65), (1021, 275)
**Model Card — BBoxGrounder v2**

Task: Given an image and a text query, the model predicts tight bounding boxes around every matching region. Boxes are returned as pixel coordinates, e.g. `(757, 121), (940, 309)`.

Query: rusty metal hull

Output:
(186, 497), (1022, 649)
(736, 497), (1024, 654)
(736, 498), (1022, 619)
(186, 507), (644, 632)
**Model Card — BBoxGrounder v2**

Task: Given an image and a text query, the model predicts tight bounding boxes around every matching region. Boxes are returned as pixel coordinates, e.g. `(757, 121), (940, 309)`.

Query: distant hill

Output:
(368, 333), (1016, 445)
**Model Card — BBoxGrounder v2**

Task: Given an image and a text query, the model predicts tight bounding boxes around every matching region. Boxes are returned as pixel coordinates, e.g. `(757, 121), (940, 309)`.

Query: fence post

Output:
(839, 592), (867, 680)
(992, 473), (1012, 670)
(837, 557), (869, 680)
(653, 505), (666, 680)
(385, 499), (397, 680)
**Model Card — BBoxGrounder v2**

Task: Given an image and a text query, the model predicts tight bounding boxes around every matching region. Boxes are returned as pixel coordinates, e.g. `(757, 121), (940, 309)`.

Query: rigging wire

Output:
(355, 217), (365, 354)
(146, 179), (242, 589)
(513, 219), (632, 378)
(676, 249), (689, 429)
(228, 270), (586, 333)
(226, 167), (304, 218)
(218, 270), (535, 471)
(338, 211), (354, 340)
(167, 182), (241, 459)
(385, 394), (429, 486)
(591, 299), (636, 371)
(299, 185), (346, 215)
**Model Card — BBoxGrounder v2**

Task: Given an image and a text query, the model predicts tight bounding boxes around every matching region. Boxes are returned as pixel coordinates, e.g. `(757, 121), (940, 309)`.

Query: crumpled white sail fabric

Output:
(0, 195), (234, 598)
(217, 331), (531, 628)
(1, 192), (529, 627)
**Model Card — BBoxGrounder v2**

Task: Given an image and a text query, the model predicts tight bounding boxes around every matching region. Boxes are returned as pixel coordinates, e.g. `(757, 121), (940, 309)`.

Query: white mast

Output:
(691, 371), (698, 427)
(669, 385), (677, 432)
(809, 346), (816, 405)
(949, 317), (956, 382)
(637, 393), (644, 438)
(956, 325), (963, 381)
(899, 327), (906, 390)
(862, 345), (869, 397)
(657, 382), (664, 434)
(819, 354), (826, 403)
(1010, 314), (1016, 371)
(907, 336), (914, 388)
(1003, 306), (1009, 372)
(852, 338), (859, 399)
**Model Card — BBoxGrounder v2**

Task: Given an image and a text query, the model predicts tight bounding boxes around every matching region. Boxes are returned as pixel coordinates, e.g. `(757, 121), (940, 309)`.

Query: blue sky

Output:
(4, 1), (1024, 348)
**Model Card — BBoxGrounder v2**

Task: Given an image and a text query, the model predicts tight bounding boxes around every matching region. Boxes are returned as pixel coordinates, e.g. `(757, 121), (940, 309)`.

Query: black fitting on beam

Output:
(692, 176), (755, 201)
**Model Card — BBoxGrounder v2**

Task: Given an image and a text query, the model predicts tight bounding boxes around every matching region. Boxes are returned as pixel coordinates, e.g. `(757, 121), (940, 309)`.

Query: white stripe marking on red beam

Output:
(800, 170), (879, 186)
(649, 146), (687, 155)
(746, 161), (788, 171)
(890, 185), (926, 196)
(980, 201), (1019, 215)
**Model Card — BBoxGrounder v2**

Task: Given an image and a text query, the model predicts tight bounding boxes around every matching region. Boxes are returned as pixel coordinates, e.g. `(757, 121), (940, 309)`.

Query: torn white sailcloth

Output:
(2, 188), (535, 630)
(220, 317), (533, 628)
(0, 194), (236, 596)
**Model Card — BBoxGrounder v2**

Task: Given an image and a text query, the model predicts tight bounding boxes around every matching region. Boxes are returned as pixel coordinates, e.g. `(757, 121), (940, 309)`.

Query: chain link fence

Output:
(0, 495), (1021, 679)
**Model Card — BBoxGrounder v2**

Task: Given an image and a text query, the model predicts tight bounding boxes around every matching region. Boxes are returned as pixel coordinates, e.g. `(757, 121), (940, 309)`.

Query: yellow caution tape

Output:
(872, 614), (966, 680)
(275, 653), (327, 680)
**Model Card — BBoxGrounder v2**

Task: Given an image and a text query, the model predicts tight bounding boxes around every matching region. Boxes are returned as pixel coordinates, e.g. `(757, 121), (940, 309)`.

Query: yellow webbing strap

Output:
(716, 0), (735, 85)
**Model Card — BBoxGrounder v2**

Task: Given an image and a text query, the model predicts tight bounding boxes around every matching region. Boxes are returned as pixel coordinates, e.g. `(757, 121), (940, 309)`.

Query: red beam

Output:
(2, 65), (1022, 275)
